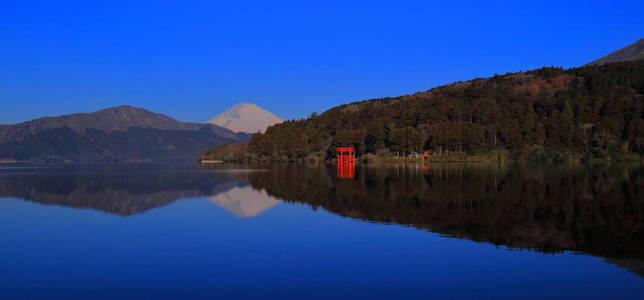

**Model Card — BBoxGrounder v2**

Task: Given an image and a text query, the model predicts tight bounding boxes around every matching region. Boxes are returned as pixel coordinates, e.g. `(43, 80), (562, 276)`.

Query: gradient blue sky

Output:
(1, 0), (643, 124)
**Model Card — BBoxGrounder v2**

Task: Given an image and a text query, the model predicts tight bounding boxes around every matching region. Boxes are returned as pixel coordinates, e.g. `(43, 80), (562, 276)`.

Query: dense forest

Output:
(201, 60), (644, 162)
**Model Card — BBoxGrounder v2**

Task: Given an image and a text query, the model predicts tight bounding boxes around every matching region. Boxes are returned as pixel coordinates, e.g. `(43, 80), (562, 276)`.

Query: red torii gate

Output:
(336, 147), (356, 179)
(336, 147), (355, 162)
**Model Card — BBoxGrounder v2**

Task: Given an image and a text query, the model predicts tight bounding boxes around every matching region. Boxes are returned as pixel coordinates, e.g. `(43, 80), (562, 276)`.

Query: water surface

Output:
(0, 163), (643, 298)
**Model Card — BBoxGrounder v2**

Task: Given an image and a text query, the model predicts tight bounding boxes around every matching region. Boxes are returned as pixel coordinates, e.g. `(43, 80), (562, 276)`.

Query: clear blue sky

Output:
(1, 0), (642, 124)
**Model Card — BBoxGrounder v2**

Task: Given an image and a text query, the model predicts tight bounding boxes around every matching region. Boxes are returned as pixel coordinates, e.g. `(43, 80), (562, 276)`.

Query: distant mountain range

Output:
(586, 38), (644, 66)
(207, 103), (284, 133)
(0, 105), (249, 162)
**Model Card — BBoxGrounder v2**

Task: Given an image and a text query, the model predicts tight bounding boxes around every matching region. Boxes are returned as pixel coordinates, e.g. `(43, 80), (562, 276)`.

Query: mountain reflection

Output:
(230, 163), (644, 260)
(0, 165), (269, 216)
(209, 186), (280, 217)
(1, 163), (642, 262)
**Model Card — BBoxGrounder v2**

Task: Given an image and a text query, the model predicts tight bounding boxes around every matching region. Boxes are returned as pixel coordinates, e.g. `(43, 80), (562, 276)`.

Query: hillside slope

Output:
(0, 105), (247, 162)
(586, 38), (644, 66)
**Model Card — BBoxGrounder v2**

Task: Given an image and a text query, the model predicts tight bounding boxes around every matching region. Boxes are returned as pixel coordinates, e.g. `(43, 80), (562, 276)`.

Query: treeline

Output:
(201, 60), (644, 162)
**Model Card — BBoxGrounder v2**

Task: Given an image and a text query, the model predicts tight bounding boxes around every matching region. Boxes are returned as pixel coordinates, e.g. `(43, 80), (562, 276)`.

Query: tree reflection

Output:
(1, 163), (642, 261)
(234, 163), (644, 259)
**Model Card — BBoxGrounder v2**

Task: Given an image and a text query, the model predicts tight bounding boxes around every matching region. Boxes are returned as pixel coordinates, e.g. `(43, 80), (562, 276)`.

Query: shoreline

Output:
(0, 160), (23, 164)
(203, 153), (644, 165)
(199, 160), (224, 164)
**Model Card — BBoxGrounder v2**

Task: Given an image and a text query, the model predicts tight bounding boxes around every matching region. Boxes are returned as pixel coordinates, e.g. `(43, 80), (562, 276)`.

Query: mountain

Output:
(201, 59), (644, 162)
(585, 38), (644, 66)
(0, 105), (248, 162)
(207, 103), (284, 133)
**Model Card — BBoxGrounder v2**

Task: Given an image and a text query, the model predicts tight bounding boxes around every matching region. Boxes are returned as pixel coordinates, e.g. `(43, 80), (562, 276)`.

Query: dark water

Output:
(0, 163), (643, 299)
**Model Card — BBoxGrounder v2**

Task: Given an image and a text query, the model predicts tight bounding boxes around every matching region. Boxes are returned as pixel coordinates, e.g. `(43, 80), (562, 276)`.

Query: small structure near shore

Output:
(200, 159), (224, 164)
(337, 147), (356, 179)
(337, 147), (355, 162)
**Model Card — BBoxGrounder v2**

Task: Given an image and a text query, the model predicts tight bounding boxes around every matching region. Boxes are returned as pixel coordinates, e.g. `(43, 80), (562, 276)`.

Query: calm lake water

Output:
(0, 163), (643, 299)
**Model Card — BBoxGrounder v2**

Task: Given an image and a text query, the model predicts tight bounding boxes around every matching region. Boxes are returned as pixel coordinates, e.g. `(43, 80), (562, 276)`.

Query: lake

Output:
(0, 163), (643, 299)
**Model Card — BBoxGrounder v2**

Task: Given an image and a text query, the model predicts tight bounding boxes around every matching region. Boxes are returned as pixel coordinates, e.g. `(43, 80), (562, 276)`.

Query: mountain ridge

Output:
(0, 105), (247, 162)
(585, 38), (644, 66)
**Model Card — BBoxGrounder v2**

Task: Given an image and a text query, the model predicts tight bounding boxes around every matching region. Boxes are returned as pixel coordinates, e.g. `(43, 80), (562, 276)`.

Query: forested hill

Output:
(201, 59), (644, 162)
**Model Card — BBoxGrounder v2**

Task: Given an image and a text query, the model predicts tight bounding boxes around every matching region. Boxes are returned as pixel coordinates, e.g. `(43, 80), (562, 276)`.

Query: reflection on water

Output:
(0, 164), (282, 217)
(0, 165), (243, 215)
(231, 163), (644, 260)
(605, 258), (644, 278)
(1, 162), (643, 296)
(337, 162), (355, 179)
(1, 163), (643, 260)
(209, 186), (280, 217)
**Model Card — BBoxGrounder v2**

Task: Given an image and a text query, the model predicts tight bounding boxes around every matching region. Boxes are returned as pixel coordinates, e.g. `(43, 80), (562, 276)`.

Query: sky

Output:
(1, 0), (643, 124)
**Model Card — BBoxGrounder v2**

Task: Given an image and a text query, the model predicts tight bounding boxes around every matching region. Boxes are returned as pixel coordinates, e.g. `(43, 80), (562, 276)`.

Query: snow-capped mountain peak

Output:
(207, 103), (284, 133)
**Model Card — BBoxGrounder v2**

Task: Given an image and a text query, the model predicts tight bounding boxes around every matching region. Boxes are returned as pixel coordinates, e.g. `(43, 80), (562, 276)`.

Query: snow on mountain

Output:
(207, 103), (284, 133)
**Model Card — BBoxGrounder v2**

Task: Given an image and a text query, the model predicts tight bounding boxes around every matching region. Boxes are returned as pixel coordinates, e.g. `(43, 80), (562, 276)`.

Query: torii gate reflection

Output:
(337, 147), (355, 179)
